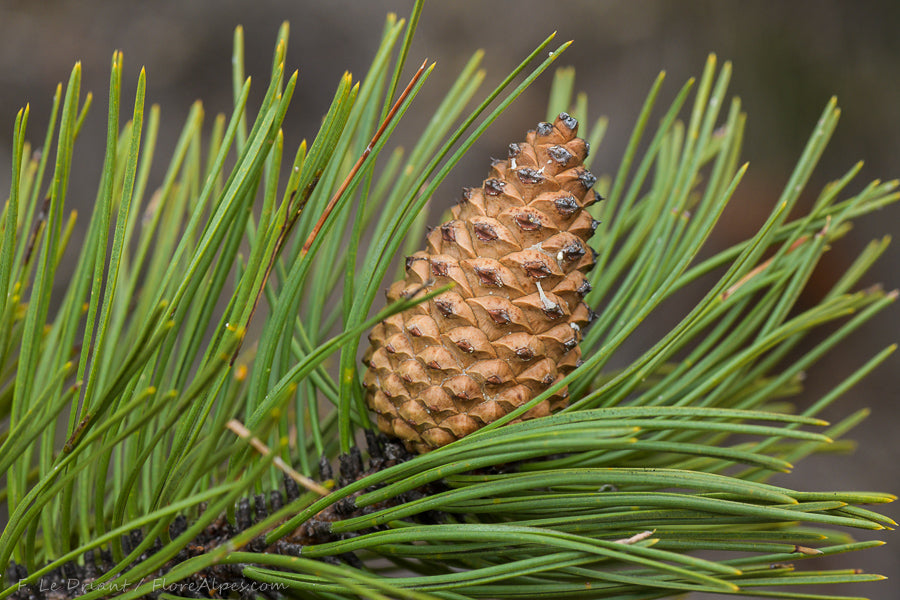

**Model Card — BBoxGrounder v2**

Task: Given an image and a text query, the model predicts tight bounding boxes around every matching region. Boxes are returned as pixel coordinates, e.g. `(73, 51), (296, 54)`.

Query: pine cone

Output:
(364, 113), (599, 453)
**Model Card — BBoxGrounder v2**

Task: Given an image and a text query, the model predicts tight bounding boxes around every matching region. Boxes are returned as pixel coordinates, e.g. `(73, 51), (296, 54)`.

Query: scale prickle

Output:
(364, 113), (600, 453)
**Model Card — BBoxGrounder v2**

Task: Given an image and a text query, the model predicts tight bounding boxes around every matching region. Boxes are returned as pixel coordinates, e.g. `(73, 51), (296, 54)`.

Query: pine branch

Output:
(1, 2), (896, 600)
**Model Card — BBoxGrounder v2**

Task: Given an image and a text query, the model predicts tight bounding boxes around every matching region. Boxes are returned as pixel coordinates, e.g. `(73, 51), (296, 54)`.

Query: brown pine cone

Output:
(363, 113), (598, 453)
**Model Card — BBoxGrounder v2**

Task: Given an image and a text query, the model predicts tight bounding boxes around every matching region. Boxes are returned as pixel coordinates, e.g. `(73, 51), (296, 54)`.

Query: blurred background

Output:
(0, 0), (897, 596)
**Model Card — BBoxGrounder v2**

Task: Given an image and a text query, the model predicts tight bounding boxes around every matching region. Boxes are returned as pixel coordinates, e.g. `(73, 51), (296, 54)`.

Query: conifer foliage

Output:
(0, 2), (896, 599)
